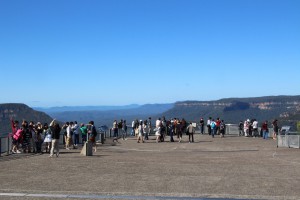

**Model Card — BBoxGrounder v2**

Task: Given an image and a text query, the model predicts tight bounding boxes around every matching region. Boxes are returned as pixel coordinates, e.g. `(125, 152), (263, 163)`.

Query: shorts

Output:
(12, 138), (19, 145)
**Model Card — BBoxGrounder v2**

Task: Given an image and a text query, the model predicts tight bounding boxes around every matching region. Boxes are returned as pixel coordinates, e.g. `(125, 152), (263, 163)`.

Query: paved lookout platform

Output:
(0, 134), (299, 200)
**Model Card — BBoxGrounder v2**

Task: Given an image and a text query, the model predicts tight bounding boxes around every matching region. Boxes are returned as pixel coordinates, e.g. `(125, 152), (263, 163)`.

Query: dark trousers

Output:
(207, 126), (211, 135)
(189, 133), (194, 142)
(170, 130), (174, 142)
(74, 134), (79, 145)
(82, 135), (87, 144)
(200, 125), (204, 134)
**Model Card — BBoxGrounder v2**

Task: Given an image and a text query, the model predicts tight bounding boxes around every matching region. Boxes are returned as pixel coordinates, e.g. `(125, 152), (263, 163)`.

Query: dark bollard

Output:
(100, 133), (104, 144)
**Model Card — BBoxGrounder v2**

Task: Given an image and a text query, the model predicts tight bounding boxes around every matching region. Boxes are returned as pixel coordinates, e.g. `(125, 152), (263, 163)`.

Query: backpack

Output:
(211, 122), (216, 129)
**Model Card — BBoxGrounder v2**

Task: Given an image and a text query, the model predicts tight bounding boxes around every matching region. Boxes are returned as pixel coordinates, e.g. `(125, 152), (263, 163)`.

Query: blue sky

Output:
(0, 0), (299, 107)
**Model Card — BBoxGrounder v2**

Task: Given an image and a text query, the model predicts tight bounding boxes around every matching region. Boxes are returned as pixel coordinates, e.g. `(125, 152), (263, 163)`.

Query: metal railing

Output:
(277, 133), (300, 149)
(0, 134), (12, 156)
(2, 125), (295, 156)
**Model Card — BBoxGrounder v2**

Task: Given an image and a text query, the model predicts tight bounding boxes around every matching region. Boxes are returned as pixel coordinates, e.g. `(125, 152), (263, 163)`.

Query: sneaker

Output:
(66, 148), (70, 150)
(49, 155), (53, 158)
(16, 150), (21, 154)
(12, 150), (16, 154)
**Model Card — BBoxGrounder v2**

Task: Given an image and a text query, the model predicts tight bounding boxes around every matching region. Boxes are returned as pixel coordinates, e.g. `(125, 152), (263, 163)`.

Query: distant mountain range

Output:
(33, 104), (141, 113)
(161, 95), (300, 130)
(1, 95), (300, 135)
(39, 103), (175, 126)
(0, 103), (53, 135)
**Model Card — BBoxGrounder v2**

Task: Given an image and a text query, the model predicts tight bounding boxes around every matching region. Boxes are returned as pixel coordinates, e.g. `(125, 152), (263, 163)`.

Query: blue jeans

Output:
(211, 127), (216, 138)
(263, 131), (269, 139)
(200, 125), (204, 134)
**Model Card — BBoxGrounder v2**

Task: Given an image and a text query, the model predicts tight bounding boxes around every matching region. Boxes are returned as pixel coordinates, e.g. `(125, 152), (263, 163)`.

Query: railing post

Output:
(7, 136), (10, 156)
(0, 137), (2, 157)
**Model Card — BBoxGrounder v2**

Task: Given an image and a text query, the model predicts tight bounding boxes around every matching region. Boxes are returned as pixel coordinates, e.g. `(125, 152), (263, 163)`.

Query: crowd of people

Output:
(111, 117), (225, 143)
(10, 119), (61, 157)
(239, 118), (279, 140)
(10, 118), (98, 157)
(9, 116), (280, 157)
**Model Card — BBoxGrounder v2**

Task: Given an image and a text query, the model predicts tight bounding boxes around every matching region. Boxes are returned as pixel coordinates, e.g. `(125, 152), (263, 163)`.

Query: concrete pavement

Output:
(0, 134), (299, 200)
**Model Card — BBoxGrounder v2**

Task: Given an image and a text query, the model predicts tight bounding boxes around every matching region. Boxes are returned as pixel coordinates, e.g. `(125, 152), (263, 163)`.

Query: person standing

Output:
(238, 120), (244, 136)
(49, 119), (61, 158)
(112, 120), (118, 139)
(122, 120), (127, 140)
(148, 117), (152, 136)
(177, 119), (183, 143)
(272, 119), (279, 140)
(252, 119), (259, 137)
(118, 120), (123, 137)
(62, 123), (68, 147)
(80, 123), (88, 145)
(10, 119), (22, 154)
(169, 121), (175, 142)
(262, 120), (269, 139)
(88, 121), (98, 152)
(155, 118), (161, 143)
(216, 118), (221, 135)
(72, 121), (79, 146)
(210, 119), (216, 138)
(66, 122), (72, 150)
(199, 117), (204, 134)
(143, 120), (149, 140)
(22, 121), (32, 153)
(131, 120), (135, 136)
(187, 122), (195, 143)
(43, 123), (52, 153)
(207, 117), (212, 135)
(137, 120), (144, 143)
(244, 119), (250, 137)
(220, 120), (226, 138)
(35, 122), (44, 154)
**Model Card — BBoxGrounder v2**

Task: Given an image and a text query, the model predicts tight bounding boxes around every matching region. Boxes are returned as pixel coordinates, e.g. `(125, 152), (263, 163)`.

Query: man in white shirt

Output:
(207, 117), (212, 135)
(252, 119), (259, 137)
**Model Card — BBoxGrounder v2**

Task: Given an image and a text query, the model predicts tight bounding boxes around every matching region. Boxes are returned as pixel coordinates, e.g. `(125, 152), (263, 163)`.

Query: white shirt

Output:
(156, 119), (161, 128)
(252, 121), (258, 129)
(72, 123), (79, 134)
(207, 119), (211, 126)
